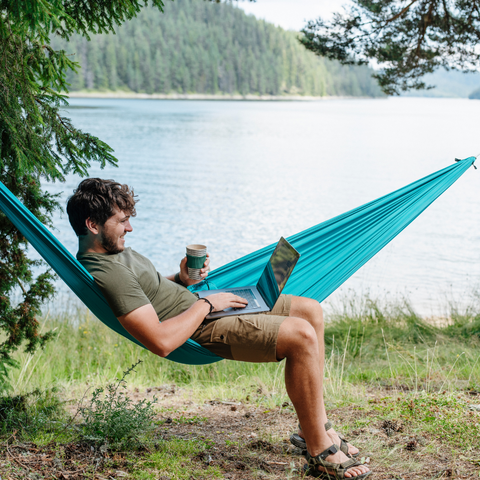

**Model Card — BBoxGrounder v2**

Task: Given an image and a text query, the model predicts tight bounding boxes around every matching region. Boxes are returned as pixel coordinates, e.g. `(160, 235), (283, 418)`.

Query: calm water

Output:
(45, 97), (480, 316)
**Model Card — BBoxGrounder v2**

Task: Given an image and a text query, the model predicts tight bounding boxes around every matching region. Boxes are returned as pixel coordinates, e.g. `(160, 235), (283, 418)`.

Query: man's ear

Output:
(85, 217), (100, 235)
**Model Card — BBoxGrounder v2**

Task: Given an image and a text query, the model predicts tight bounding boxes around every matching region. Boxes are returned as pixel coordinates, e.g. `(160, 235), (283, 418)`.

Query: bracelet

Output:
(174, 272), (187, 287)
(198, 298), (214, 317)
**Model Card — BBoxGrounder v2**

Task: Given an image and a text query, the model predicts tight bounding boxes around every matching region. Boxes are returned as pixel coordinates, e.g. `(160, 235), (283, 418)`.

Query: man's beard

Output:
(100, 229), (123, 254)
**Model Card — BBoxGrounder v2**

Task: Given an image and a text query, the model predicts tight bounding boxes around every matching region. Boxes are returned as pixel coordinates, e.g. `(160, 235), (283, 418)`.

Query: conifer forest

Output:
(52, 0), (384, 97)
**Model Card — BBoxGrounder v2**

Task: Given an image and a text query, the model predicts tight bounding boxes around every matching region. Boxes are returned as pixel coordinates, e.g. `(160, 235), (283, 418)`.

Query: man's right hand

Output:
(205, 293), (248, 312)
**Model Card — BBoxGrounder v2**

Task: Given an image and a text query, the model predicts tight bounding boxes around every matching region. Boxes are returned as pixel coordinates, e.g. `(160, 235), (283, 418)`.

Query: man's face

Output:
(97, 209), (133, 254)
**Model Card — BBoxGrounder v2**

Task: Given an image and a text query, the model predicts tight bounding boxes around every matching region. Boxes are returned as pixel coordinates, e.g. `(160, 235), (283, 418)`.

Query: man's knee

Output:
(308, 299), (324, 327)
(291, 297), (324, 329)
(277, 317), (317, 358)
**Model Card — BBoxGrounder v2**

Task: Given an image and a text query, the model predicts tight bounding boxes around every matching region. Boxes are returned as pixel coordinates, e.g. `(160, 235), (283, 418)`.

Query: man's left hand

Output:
(179, 253), (210, 286)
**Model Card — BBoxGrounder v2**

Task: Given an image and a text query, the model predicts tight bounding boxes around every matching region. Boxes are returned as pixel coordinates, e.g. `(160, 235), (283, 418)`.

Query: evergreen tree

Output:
(299, 0), (480, 95)
(51, 0), (384, 97)
(0, 0), (163, 390)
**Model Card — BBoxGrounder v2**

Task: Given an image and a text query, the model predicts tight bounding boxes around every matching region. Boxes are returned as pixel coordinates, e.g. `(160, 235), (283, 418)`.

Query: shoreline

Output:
(66, 91), (377, 101)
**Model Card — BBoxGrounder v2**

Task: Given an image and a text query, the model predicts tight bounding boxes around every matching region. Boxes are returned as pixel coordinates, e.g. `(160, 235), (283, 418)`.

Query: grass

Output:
(1, 294), (480, 479)
(9, 294), (480, 398)
(323, 294), (480, 393)
(130, 438), (224, 480)
(334, 390), (480, 478)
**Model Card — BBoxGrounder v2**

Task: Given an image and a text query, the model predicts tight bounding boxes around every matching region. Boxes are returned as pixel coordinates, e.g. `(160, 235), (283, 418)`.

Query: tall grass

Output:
(323, 294), (480, 393)
(6, 294), (480, 404)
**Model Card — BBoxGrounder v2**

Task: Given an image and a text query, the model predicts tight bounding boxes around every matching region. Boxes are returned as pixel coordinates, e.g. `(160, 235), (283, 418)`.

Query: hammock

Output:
(0, 157), (475, 365)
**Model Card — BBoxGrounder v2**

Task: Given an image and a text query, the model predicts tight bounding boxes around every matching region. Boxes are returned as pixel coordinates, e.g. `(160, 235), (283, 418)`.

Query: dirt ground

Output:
(1, 385), (479, 479)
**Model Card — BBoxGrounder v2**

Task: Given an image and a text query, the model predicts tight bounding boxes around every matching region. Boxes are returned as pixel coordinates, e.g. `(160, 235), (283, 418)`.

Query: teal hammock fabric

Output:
(0, 157), (475, 365)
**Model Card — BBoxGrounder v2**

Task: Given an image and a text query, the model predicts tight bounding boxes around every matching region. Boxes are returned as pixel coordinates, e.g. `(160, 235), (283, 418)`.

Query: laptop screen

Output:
(256, 237), (300, 309)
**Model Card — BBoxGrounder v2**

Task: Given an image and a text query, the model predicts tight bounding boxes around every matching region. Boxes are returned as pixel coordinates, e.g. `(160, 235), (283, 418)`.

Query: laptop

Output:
(198, 237), (300, 319)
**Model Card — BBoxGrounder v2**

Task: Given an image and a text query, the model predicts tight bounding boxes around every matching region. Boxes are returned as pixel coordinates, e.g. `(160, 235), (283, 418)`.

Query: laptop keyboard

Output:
(229, 289), (260, 309)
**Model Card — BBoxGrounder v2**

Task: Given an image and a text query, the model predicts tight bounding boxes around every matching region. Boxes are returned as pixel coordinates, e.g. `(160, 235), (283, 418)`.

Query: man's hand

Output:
(205, 292), (248, 312)
(178, 253), (210, 286)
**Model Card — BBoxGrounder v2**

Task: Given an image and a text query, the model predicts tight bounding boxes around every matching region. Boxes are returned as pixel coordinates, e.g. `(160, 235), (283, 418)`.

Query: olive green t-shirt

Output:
(77, 247), (197, 321)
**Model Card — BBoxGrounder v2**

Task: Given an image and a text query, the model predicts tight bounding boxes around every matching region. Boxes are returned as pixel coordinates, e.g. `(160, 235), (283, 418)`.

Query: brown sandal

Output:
(290, 421), (359, 458)
(303, 443), (371, 479)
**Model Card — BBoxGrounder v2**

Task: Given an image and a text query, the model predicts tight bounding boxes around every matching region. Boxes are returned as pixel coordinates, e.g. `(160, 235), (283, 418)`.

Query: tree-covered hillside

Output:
(52, 0), (383, 97)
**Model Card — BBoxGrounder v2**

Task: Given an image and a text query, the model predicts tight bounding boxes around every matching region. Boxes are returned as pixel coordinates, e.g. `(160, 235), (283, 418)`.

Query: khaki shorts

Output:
(190, 294), (292, 363)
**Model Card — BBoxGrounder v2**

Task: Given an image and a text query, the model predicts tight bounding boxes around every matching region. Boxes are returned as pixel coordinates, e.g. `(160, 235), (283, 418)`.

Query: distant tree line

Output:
(51, 0), (384, 97)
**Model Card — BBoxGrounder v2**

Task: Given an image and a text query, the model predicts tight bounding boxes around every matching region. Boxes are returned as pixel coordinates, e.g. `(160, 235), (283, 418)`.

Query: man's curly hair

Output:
(67, 178), (138, 236)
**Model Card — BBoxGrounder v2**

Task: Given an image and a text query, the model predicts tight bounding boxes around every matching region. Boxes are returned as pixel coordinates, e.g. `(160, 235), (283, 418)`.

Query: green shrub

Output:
(78, 361), (157, 449)
(0, 388), (64, 438)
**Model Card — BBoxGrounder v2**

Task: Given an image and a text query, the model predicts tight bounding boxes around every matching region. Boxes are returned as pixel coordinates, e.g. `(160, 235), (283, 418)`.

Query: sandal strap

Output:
(310, 455), (359, 470)
(306, 444), (339, 463)
(307, 448), (361, 470)
(296, 422), (354, 459)
(337, 457), (360, 469)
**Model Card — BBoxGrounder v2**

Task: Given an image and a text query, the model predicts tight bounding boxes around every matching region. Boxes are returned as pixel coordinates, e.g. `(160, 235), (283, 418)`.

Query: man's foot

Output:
(307, 446), (370, 478)
(296, 425), (360, 457)
(326, 426), (359, 457)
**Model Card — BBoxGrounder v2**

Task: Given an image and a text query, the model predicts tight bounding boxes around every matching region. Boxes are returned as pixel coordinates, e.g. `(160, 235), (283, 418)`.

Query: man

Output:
(67, 178), (371, 479)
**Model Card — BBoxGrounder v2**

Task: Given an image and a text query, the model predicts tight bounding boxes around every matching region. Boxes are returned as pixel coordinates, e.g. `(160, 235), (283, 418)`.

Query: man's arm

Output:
(117, 293), (247, 358)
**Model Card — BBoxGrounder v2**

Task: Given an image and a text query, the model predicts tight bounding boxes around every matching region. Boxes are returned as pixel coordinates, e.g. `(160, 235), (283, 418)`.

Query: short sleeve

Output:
(91, 262), (151, 317)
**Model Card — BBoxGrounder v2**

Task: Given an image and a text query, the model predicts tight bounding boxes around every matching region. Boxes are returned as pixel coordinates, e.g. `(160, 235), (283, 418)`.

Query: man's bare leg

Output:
(276, 317), (369, 477)
(288, 297), (360, 457)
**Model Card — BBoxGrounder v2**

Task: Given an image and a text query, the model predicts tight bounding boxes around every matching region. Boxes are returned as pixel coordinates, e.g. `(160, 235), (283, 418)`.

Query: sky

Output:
(237, 0), (346, 31)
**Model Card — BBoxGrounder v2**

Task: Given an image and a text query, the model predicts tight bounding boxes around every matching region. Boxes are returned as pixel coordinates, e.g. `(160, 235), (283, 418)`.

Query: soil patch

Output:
(1, 387), (479, 479)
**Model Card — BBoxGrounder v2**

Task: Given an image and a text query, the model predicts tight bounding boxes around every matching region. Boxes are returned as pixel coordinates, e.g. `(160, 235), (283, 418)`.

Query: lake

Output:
(45, 96), (480, 316)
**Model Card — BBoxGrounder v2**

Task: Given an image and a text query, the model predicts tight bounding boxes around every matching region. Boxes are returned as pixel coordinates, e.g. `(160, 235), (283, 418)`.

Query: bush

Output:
(78, 361), (157, 449)
(0, 388), (64, 438)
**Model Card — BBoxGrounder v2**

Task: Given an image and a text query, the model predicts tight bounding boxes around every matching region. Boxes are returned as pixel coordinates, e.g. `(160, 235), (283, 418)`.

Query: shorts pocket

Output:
(210, 316), (262, 345)
(210, 318), (231, 344)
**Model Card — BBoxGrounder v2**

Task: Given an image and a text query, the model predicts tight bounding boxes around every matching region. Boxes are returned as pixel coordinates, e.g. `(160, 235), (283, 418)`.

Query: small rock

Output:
(469, 404), (480, 411)
(416, 436), (427, 446)
(28, 474), (43, 480)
